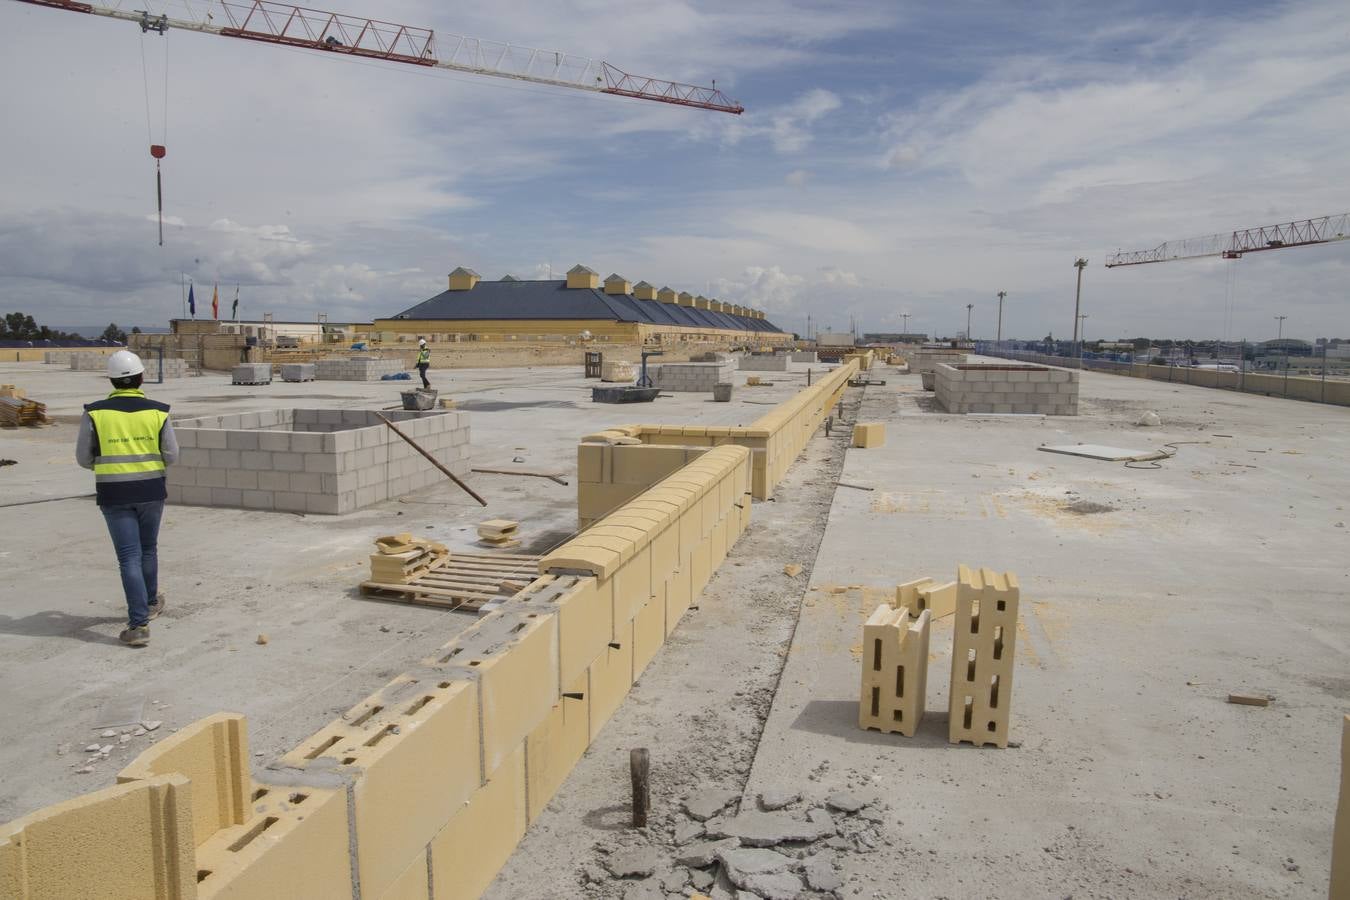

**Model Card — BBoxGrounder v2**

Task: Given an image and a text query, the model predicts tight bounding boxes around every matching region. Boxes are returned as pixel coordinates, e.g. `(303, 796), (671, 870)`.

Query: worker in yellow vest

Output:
(75, 350), (179, 647)
(416, 338), (431, 389)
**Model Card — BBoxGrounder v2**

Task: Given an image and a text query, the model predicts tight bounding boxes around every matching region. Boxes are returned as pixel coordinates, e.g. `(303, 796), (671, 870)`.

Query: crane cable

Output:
(138, 25), (169, 245)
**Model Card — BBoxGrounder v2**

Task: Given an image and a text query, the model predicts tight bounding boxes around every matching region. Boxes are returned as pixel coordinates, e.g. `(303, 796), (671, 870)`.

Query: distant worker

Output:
(416, 338), (431, 389)
(75, 350), (179, 648)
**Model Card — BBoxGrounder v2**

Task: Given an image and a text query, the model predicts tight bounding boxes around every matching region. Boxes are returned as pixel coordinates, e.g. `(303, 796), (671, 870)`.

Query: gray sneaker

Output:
(148, 593), (166, 620)
(119, 626), (150, 647)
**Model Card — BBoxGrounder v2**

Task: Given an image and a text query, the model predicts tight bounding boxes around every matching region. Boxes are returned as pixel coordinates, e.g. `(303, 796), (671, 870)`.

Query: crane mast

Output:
(1105, 212), (1350, 267)
(10, 0), (745, 114)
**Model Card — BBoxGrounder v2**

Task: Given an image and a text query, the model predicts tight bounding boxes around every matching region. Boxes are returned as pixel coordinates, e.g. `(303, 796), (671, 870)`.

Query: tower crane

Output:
(1104, 212), (1350, 267)
(11, 0), (744, 114)
(9, 0), (744, 244)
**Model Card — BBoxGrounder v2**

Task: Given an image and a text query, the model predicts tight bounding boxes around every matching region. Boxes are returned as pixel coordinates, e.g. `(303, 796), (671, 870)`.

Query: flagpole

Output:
(180, 272), (185, 321)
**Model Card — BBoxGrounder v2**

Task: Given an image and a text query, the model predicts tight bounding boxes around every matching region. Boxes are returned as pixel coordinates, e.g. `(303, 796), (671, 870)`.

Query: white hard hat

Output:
(107, 350), (145, 379)
(418, 338), (427, 346)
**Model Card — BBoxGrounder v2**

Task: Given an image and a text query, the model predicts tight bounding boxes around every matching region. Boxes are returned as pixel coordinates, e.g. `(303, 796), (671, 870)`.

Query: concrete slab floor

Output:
(741, 361), (1349, 898)
(0, 360), (815, 822)
(482, 361), (1348, 900)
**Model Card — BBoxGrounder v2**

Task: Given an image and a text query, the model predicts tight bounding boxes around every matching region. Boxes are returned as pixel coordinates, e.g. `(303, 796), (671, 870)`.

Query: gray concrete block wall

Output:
(63, 352), (189, 378)
(934, 364), (1079, 415)
(738, 353), (789, 371)
(790, 351), (818, 363)
(314, 357), (406, 382)
(653, 362), (736, 392)
(167, 408), (470, 513)
(913, 351), (969, 376)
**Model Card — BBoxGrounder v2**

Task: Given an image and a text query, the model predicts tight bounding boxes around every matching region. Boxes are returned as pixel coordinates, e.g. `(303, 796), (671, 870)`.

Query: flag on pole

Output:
(187, 283), (196, 317)
(232, 285), (239, 321)
(212, 283), (219, 320)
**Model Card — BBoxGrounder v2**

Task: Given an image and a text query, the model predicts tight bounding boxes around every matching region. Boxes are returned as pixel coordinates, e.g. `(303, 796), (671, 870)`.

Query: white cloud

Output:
(785, 169), (810, 185)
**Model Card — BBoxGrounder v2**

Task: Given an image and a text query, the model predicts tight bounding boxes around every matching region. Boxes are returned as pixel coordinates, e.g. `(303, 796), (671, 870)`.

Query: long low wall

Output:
(984, 350), (1350, 408)
(0, 445), (754, 900)
(0, 364), (852, 899)
(580, 358), (858, 501)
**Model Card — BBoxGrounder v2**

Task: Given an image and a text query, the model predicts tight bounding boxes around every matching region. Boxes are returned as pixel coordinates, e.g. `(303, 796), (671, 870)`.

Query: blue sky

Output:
(1, 0), (1347, 340)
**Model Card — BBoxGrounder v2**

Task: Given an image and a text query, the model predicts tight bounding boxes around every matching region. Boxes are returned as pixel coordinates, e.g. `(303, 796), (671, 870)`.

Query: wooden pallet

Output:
(359, 551), (543, 611)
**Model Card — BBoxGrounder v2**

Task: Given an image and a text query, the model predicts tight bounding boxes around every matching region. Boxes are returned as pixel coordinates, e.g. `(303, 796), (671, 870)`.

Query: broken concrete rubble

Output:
(705, 810), (835, 847)
(676, 837), (741, 868)
(757, 789), (799, 811)
(684, 788), (740, 822)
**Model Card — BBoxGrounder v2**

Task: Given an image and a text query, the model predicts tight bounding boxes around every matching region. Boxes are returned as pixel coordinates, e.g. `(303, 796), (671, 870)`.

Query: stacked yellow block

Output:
(858, 566), (1020, 749)
(948, 566), (1019, 748)
(859, 607), (931, 737)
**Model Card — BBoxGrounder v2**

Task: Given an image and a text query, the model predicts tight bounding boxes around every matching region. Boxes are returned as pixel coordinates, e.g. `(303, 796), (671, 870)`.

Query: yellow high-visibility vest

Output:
(87, 389), (168, 484)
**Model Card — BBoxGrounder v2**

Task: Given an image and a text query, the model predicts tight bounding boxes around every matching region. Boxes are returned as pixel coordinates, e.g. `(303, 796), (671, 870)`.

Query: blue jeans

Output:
(101, 501), (164, 628)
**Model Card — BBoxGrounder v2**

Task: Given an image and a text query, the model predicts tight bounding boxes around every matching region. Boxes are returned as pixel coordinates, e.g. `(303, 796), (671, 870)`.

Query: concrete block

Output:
(241, 490), (273, 510)
(304, 453), (339, 474)
(587, 621), (634, 740)
(306, 494), (340, 515)
(225, 470), (258, 491)
(664, 565), (693, 636)
(274, 491), (307, 513)
(612, 545), (653, 628)
(210, 449), (241, 469)
(428, 743), (527, 900)
(342, 678), (480, 899)
(632, 592), (666, 680)
(272, 451), (304, 472)
(180, 485), (213, 506)
(852, 422), (885, 449)
(948, 566), (1019, 748)
(901, 580), (955, 620)
(447, 615), (559, 778)
(553, 577), (615, 685)
(239, 451), (271, 471)
(211, 488), (243, 507)
(194, 784), (352, 900)
(225, 430), (259, 451)
(116, 712), (251, 845)
(859, 607), (930, 738)
(525, 671), (590, 823)
(0, 776), (195, 900)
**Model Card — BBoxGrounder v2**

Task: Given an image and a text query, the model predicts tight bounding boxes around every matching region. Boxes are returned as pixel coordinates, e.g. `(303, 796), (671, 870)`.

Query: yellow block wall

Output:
(585, 358), (857, 499)
(0, 364), (851, 899)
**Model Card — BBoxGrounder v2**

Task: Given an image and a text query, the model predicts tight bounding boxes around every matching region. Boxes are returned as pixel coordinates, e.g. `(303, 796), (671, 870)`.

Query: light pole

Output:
(1275, 315), (1287, 340)
(901, 313), (911, 336)
(966, 303), (973, 341)
(996, 291), (1006, 343)
(1072, 258), (1088, 356)
(1078, 314), (1089, 357)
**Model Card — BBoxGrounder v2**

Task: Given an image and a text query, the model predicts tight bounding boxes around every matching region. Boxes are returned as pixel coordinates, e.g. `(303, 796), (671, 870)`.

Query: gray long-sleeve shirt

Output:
(75, 413), (179, 469)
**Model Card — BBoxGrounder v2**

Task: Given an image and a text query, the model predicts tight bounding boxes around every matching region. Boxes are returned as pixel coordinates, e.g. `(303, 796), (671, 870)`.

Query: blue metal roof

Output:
(387, 280), (781, 333)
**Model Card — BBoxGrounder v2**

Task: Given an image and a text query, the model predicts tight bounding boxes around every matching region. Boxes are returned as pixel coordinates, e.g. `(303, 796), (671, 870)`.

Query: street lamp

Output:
(1072, 258), (1088, 356)
(1275, 315), (1287, 340)
(901, 313), (911, 336)
(1078, 314), (1089, 353)
(996, 291), (1007, 343)
(966, 303), (973, 341)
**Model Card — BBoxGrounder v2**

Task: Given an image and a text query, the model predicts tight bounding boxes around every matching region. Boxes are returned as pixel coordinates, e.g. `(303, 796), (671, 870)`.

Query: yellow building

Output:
(373, 265), (787, 344)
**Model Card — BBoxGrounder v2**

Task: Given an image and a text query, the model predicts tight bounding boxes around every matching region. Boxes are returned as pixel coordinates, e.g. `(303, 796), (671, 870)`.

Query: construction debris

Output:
(1227, 693), (1272, 707)
(477, 518), (521, 549)
(369, 532), (450, 584)
(783, 563), (803, 577)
